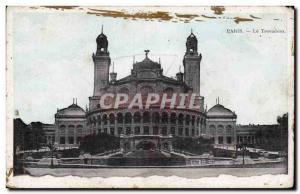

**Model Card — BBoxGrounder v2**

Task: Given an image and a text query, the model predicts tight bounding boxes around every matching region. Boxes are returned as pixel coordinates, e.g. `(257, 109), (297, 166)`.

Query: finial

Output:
(145, 50), (150, 58)
(179, 65), (181, 73)
(191, 28), (193, 34)
(73, 98), (75, 104)
(101, 25), (103, 34)
(133, 55), (135, 64)
(159, 57), (161, 64)
(112, 62), (115, 73)
(76, 98), (77, 105)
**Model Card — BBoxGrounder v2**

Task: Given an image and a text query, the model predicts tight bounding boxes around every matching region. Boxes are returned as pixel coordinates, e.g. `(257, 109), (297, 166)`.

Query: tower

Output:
(92, 26), (111, 96)
(183, 30), (202, 94)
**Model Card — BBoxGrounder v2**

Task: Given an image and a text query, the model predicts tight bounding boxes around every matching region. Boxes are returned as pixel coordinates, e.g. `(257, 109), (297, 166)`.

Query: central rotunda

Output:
(86, 29), (206, 153)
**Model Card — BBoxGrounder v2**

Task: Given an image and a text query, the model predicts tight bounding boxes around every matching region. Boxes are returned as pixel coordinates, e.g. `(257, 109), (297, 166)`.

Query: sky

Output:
(10, 7), (292, 124)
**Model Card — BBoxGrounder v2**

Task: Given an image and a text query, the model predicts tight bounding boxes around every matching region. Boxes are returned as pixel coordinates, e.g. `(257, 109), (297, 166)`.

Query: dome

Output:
(96, 33), (108, 46)
(187, 32), (198, 43)
(134, 57), (161, 70)
(56, 103), (85, 117)
(207, 104), (236, 118)
(186, 32), (198, 53)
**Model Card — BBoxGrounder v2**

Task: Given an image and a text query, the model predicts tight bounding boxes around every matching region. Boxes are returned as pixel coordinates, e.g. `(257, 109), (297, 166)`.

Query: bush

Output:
(79, 133), (120, 154)
(172, 136), (213, 155)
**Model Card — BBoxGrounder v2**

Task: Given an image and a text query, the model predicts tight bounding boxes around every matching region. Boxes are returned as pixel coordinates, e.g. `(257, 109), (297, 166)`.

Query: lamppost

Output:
(47, 140), (57, 168)
(240, 143), (247, 165)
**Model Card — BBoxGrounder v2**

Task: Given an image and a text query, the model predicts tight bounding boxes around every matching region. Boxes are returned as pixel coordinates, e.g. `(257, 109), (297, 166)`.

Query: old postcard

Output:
(6, 6), (294, 189)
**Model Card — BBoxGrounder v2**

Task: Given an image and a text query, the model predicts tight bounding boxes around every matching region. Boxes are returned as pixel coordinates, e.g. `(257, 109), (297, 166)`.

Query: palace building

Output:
(52, 28), (238, 152)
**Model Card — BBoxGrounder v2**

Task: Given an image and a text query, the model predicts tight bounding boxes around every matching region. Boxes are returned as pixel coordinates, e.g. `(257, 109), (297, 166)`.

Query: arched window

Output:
(162, 112), (168, 123)
(209, 125), (216, 135)
(60, 125), (66, 134)
(125, 112), (132, 124)
(97, 115), (101, 125)
(170, 113), (176, 124)
(185, 115), (190, 125)
(178, 113), (184, 125)
(143, 111), (150, 123)
(133, 112), (141, 123)
(217, 125), (224, 134)
(109, 113), (115, 124)
(152, 112), (160, 124)
(102, 114), (108, 125)
(117, 113), (123, 124)
(76, 125), (83, 134)
(226, 125), (232, 134)
(191, 116), (195, 126)
(134, 127), (140, 135)
(68, 125), (75, 135)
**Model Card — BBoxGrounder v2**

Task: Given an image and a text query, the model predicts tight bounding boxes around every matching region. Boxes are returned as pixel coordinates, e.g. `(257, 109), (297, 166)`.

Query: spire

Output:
(133, 55), (135, 64)
(144, 50), (150, 58)
(191, 28), (193, 34)
(101, 25), (103, 34)
(73, 98), (75, 104)
(159, 57), (161, 64)
(75, 98), (77, 105)
(112, 62), (115, 73)
(179, 65), (181, 73)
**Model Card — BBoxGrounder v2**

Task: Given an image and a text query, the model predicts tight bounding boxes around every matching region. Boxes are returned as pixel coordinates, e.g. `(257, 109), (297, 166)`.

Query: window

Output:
(60, 125), (66, 134)
(162, 127), (167, 136)
(110, 128), (115, 135)
(153, 127), (159, 135)
(217, 125), (224, 134)
(125, 113), (132, 124)
(77, 137), (81, 144)
(162, 112), (168, 123)
(143, 112), (150, 123)
(218, 137), (224, 144)
(117, 113), (123, 123)
(102, 115), (108, 125)
(185, 128), (189, 136)
(60, 137), (65, 144)
(134, 112), (141, 123)
(118, 127), (123, 135)
(227, 137), (232, 144)
(178, 128), (183, 136)
(178, 114), (184, 125)
(185, 115), (190, 125)
(126, 127), (131, 135)
(152, 112), (160, 124)
(170, 113), (176, 124)
(171, 127), (175, 135)
(69, 137), (74, 144)
(144, 126), (149, 135)
(135, 127), (140, 135)
(109, 114), (115, 124)
(226, 125), (232, 134)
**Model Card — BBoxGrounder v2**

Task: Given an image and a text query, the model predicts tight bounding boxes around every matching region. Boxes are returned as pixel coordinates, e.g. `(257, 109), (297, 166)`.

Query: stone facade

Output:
(205, 103), (237, 146)
(54, 100), (86, 147)
(52, 29), (239, 151)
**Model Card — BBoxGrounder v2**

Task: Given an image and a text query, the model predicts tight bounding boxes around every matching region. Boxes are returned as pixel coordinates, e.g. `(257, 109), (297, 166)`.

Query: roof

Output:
(133, 56), (161, 70)
(56, 103), (85, 117)
(207, 104), (236, 118)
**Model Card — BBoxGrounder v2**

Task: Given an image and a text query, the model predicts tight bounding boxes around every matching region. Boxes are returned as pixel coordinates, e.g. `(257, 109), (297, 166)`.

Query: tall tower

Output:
(92, 26), (111, 96)
(183, 30), (202, 94)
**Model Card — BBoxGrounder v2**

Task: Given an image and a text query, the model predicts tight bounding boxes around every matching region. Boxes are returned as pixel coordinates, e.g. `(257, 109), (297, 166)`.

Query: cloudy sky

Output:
(9, 7), (292, 124)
